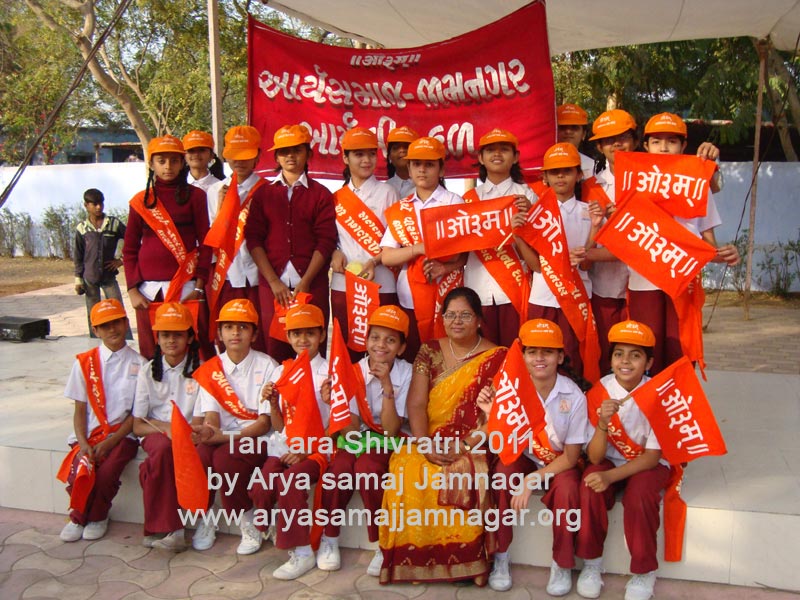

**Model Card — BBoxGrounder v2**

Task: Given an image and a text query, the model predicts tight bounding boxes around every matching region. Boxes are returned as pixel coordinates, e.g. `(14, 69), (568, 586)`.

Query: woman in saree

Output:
(379, 286), (507, 585)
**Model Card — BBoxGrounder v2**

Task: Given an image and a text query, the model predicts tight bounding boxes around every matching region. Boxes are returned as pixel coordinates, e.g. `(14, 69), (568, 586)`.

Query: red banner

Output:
(595, 193), (717, 299)
(615, 151), (716, 219)
(421, 195), (516, 259)
(344, 271), (380, 352)
(328, 319), (357, 435)
(247, 3), (555, 178)
(631, 356), (727, 464)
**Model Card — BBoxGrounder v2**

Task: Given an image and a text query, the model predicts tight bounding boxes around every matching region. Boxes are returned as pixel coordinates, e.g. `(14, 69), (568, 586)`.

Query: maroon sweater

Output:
(244, 178), (337, 287)
(123, 177), (211, 289)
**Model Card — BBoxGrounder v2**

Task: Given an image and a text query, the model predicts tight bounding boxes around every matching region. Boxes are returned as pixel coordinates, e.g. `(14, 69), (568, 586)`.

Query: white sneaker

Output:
(60, 521), (84, 542)
(142, 533), (166, 548)
(577, 564), (604, 598)
(265, 524), (276, 545)
(152, 529), (188, 552)
(625, 571), (656, 600)
(82, 518), (109, 540)
(237, 520), (262, 555)
(192, 522), (217, 551)
(488, 553), (512, 591)
(366, 548), (383, 577)
(546, 561), (572, 596)
(273, 550), (317, 580)
(316, 537), (341, 571)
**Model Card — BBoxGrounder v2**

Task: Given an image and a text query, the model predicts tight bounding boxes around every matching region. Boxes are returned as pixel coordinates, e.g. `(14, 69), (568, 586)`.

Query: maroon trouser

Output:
(399, 305), (421, 363)
(628, 289), (680, 376)
(591, 295), (627, 376)
(134, 292), (215, 361)
(209, 280), (265, 353)
(330, 289), (399, 363)
(322, 449), (392, 542)
(481, 302), (522, 349)
(139, 434), (181, 534)
(528, 304), (583, 378)
(576, 460), (670, 573)
(248, 456), (322, 549)
(196, 442), (266, 512)
(66, 437), (139, 525)
(493, 454), (581, 568)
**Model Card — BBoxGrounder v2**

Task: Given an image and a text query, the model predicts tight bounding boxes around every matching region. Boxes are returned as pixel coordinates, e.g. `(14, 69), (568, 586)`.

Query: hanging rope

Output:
(0, 0), (135, 210)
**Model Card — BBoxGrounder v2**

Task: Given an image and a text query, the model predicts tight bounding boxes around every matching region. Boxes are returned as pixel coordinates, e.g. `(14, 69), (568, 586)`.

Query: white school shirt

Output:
(133, 355), (202, 425)
(197, 350), (278, 433)
(593, 374), (666, 467)
(270, 172), (311, 287)
(588, 167), (630, 300)
(464, 177), (536, 305)
(379, 186), (465, 308)
(523, 374), (590, 468)
(331, 176), (399, 293)
(528, 195), (593, 307)
(64, 343), (145, 444)
(207, 172), (263, 287)
(627, 194), (722, 291)
(579, 152), (595, 181)
(387, 174), (415, 199)
(190, 172), (223, 193)
(351, 356), (413, 433)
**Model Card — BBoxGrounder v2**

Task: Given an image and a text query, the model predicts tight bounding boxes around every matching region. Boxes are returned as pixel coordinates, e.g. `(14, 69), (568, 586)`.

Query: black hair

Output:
(593, 128), (640, 175)
(83, 188), (104, 204)
(557, 354), (593, 393)
(642, 133), (687, 146)
(209, 153), (226, 180)
(386, 141), (409, 179)
(273, 144), (312, 174)
(144, 159), (191, 209)
(608, 341), (654, 362)
(151, 328), (200, 382)
(441, 286), (483, 320)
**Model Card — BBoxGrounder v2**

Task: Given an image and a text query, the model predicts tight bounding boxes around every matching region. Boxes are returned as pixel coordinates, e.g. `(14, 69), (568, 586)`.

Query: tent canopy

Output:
(261, 0), (800, 53)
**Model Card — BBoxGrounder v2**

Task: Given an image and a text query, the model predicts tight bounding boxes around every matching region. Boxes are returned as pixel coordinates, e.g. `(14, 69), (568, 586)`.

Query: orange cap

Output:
(405, 136), (446, 161)
(557, 103), (589, 126)
(341, 127), (378, 150)
(479, 128), (519, 149)
(644, 112), (687, 137)
(268, 124), (312, 151)
(284, 304), (324, 330)
(542, 142), (581, 170)
(217, 299), (259, 325)
(519, 319), (564, 348)
(387, 126), (419, 144)
(608, 320), (656, 347)
(367, 305), (409, 337)
(589, 109), (637, 141)
(223, 125), (261, 161)
(182, 130), (215, 151)
(147, 135), (185, 159)
(152, 302), (194, 332)
(90, 299), (127, 327)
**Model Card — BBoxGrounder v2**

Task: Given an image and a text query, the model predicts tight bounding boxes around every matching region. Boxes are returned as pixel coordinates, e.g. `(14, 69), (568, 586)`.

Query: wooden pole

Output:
(207, 0), (224, 155)
(744, 39), (769, 320)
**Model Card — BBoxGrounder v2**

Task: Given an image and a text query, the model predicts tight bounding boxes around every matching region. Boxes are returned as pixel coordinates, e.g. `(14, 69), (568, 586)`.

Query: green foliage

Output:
(757, 239), (797, 297)
(0, 208), (35, 256)
(41, 204), (82, 259)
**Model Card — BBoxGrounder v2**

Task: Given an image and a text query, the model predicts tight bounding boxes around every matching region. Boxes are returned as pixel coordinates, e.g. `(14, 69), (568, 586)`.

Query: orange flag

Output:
(488, 340), (547, 465)
(274, 350), (326, 446)
(269, 292), (312, 343)
(69, 455), (95, 513)
(328, 319), (357, 435)
(344, 271), (380, 352)
(170, 401), (208, 512)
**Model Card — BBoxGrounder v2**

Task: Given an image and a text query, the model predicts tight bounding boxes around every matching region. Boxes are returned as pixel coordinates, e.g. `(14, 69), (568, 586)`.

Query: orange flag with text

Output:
(328, 319), (357, 435)
(274, 350), (325, 446)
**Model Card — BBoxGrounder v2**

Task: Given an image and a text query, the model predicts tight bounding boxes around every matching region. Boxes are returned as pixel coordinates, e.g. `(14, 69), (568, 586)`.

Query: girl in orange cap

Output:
(557, 104), (595, 180)
(245, 124), (337, 362)
(122, 135), (214, 361)
(385, 125), (419, 197)
(576, 320), (668, 600)
(132, 302), (202, 551)
(182, 130), (224, 191)
(464, 128), (535, 347)
(477, 318), (589, 594)
(330, 127), (400, 361)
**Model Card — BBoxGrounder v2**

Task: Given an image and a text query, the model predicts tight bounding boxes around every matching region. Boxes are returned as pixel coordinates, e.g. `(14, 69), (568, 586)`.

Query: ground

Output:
(0, 256), (78, 297)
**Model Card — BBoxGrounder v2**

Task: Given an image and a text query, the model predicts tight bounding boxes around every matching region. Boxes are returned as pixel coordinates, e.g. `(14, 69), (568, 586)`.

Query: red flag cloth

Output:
(614, 151), (716, 219)
(69, 455), (95, 513)
(328, 319), (357, 435)
(420, 196), (516, 259)
(247, 3), (555, 178)
(274, 350), (326, 447)
(488, 340), (547, 465)
(344, 271), (380, 352)
(595, 192), (717, 299)
(631, 356), (727, 464)
(170, 401), (208, 512)
(269, 292), (312, 343)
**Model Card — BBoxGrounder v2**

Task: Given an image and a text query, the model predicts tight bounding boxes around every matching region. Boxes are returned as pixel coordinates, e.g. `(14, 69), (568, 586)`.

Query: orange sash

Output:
(351, 363), (382, 434)
(333, 186), (385, 257)
(385, 199), (462, 342)
(462, 189), (530, 318)
(130, 191), (198, 302)
(581, 177), (614, 211)
(192, 356), (258, 421)
(205, 174), (265, 319)
(586, 384), (645, 460)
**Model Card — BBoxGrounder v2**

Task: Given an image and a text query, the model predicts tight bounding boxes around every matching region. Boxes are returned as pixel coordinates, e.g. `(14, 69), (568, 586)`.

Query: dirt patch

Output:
(0, 257), (76, 297)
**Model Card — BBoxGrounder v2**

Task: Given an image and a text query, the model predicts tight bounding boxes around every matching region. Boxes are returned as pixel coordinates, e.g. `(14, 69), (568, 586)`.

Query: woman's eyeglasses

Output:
(442, 312), (476, 323)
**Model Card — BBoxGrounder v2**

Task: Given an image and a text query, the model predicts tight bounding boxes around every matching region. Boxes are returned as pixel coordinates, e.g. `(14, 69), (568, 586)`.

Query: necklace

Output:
(449, 335), (482, 361)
